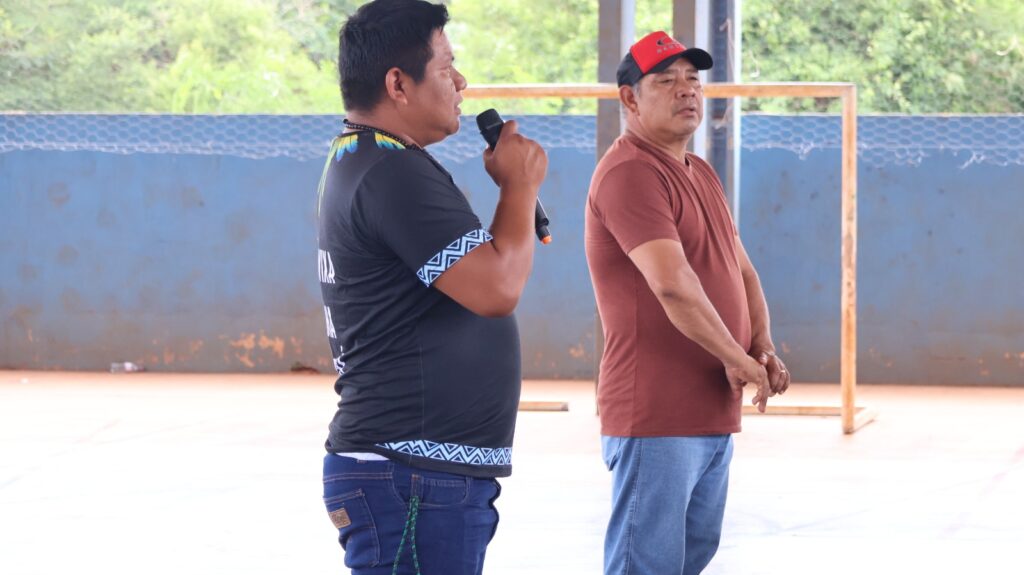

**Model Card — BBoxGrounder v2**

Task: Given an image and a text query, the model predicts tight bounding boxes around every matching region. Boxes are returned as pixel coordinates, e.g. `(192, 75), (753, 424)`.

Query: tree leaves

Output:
(0, 0), (1019, 113)
(742, 0), (1024, 113)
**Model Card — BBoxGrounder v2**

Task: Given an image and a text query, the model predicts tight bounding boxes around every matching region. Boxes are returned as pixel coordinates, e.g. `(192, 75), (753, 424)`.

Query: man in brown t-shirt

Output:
(585, 31), (790, 575)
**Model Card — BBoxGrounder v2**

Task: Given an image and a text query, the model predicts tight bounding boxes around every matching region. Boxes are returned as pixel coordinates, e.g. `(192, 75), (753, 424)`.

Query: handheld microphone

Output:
(475, 109), (552, 244)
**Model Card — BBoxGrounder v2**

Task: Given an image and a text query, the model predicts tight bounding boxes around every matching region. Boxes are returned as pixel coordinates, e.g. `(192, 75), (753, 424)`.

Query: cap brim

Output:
(648, 48), (714, 73)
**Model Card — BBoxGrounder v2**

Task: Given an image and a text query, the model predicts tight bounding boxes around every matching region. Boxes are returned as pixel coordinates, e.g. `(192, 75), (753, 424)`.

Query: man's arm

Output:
(734, 236), (790, 395)
(433, 121), (547, 317)
(629, 238), (771, 411)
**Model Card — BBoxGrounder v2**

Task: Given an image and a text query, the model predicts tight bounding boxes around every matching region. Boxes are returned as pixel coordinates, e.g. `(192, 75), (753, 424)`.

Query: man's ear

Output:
(619, 84), (639, 115)
(383, 67), (409, 105)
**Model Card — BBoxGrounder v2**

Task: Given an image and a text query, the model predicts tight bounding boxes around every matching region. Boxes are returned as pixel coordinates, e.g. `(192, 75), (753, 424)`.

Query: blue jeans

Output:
(322, 455), (501, 575)
(602, 435), (734, 575)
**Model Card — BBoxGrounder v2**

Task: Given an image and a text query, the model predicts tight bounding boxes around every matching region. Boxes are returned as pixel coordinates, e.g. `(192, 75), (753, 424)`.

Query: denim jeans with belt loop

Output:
(322, 454), (501, 575)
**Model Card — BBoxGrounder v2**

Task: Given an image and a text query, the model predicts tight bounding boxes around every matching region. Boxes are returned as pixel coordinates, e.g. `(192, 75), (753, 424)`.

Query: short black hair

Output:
(338, 0), (450, 112)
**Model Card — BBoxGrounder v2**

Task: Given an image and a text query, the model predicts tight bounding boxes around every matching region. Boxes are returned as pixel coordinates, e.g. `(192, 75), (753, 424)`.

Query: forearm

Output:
(437, 124), (546, 318)
(655, 280), (750, 368)
(486, 185), (538, 299)
(742, 268), (774, 353)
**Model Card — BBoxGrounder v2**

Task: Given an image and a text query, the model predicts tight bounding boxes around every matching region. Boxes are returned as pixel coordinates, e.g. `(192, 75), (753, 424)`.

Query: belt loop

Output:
(410, 473), (423, 498)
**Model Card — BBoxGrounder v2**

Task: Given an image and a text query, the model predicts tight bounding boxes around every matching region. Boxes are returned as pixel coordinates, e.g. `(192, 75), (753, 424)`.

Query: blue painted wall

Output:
(2, 114), (1022, 384)
(742, 116), (1024, 385)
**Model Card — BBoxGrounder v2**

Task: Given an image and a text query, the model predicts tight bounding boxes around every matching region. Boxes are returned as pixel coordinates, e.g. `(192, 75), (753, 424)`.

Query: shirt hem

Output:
(326, 444), (512, 478)
(599, 424), (742, 437)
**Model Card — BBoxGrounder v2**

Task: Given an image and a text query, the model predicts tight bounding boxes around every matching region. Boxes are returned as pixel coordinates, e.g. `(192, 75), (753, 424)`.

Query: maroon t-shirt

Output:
(585, 133), (751, 436)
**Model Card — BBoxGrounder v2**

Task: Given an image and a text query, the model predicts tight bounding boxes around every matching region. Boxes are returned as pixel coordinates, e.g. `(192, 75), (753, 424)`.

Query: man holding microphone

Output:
(316, 1), (547, 573)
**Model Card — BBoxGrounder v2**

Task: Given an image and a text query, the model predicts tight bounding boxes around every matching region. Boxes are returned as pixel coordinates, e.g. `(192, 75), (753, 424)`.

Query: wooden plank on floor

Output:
(518, 400), (569, 412)
(742, 405), (843, 416)
(741, 404), (878, 433)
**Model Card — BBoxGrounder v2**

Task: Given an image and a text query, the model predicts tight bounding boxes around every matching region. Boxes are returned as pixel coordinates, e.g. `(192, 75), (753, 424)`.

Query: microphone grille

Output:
(476, 108), (503, 131)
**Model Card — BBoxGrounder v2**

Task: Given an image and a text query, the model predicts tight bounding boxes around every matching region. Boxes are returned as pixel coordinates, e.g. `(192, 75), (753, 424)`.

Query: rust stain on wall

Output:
(224, 331), (284, 367)
(18, 263), (38, 281)
(1003, 352), (1024, 369)
(61, 288), (85, 313)
(226, 214), (251, 244)
(258, 332), (285, 358)
(228, 333), (257, 368)
(289, 337), (303, 356)
(229, 334), (256, 350)
(181, 186), (204, 209)
(10, 306), (38, 342)
(161, 339), (207, 366)
(56, 245), (79, 265)
(47, 183), (70, 207)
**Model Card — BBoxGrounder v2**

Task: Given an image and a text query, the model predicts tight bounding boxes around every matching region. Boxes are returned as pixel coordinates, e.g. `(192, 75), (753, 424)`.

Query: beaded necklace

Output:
(342, 118), (422, 151)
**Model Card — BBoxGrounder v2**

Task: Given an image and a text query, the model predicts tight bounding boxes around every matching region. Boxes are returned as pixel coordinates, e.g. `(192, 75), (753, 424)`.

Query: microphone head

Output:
(476, 108), (503, 132)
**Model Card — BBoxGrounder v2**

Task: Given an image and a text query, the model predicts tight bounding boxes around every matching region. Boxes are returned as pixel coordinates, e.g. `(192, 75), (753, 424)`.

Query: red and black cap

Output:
(616, 31), (713, 87)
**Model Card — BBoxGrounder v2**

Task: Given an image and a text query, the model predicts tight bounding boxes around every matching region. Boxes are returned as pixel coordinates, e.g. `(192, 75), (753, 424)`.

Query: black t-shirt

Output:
(316, 130), (521, 478)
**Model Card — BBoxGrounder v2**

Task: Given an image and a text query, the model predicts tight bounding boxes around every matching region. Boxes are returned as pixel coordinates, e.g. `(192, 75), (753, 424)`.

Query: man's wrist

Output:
(723, 344), (753, 368)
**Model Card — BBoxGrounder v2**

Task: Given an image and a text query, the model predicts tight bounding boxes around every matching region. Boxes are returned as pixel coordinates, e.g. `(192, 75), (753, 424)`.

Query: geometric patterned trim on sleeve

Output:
(376, 439), (512, 467)
(416, 228), (494, 286)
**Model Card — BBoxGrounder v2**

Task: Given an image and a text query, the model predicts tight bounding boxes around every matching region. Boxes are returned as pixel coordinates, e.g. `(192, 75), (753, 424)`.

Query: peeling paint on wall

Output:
(2, 114), (1022, 383)
(258, 333), (285, 358)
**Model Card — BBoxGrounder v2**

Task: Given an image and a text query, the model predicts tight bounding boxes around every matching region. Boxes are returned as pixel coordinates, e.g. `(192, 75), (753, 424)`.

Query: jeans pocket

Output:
(602, 436), (624, 471)
(392, 473), (470, 509)
(486, 479), (502, 544)
(324, 489), (380, 569)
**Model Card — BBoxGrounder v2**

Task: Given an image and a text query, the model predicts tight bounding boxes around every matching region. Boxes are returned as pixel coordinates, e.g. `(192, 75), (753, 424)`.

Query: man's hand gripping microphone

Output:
(476, 109), (552, 244)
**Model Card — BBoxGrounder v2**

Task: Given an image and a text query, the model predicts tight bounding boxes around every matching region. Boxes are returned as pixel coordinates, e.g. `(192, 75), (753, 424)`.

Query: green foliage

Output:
(0, 0), (347, 113)
(148, 0), (336, 113)
(742, 0), (1024, 113)
(447, 0), (597, 115)
(447, 0), (671, 116)
(0, 0), (1020, 114)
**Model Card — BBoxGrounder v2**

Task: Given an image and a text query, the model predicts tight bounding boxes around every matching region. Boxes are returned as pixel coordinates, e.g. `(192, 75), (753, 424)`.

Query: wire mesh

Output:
(3, 113), (1023, 167)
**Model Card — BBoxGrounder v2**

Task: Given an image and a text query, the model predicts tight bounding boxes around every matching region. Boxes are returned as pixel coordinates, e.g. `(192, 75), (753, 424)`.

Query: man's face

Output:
(405, 29), (466, 146)
(633, 58), (704, 140)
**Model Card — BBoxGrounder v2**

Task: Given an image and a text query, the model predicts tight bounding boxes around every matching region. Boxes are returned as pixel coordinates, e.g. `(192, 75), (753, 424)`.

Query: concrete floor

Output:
(1, 371), (1022, 574)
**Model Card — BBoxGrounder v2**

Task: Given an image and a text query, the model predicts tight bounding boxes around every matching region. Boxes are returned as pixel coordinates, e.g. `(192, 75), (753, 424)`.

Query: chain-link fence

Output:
(3, 113), (1023, 167)
(0, 114), (592, 165)
(742, 114), (1024, 167)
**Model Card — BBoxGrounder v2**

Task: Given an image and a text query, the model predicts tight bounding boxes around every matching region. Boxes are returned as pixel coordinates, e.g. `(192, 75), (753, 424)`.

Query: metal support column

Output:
(707, 0), (742, 221)
(597, 0), (635, 159)
(673, 0), (709, 158)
